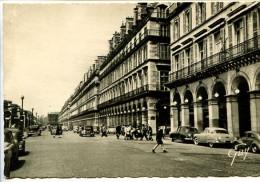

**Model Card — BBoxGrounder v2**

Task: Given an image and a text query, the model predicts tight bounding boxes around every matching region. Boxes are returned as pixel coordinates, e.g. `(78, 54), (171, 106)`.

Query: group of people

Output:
(100, 124), (167, 153)
(114, 124), (153, 141)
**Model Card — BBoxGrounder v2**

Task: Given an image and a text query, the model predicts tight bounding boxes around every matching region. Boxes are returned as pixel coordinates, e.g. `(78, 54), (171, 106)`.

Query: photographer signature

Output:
(228, 144), (249, 166)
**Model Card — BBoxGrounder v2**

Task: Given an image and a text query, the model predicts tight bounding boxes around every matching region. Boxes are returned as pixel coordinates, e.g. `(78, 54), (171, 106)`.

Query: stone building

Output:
(59, 3), (172, 133)
(166, 2), (260, 137)
(98, 3), (171, 133)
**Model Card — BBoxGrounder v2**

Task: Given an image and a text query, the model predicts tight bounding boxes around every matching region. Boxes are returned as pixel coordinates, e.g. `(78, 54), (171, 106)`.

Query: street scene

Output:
(9, 130), (260, 178)
(2, 1), (260, 180)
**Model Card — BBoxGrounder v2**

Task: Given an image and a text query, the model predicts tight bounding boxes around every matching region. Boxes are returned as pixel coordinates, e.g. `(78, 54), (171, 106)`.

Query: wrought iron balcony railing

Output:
(98, 84), (169, 108)
(169, 35), (260, 82)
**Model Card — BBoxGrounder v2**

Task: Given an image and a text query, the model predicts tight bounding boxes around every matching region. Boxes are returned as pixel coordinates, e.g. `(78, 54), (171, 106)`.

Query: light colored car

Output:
(193, 127), (234, 148)
(107, 126), (116, 134)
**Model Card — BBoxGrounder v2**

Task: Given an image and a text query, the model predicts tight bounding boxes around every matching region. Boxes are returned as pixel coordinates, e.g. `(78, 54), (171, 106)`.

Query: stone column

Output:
(170, 105), (179, 132)
(194, 102), (204, 132)
(131, 112), (135, 127)
(181, 103), (190, 126)
(136, 111), (141, 127)
(147, 109), (156, 134)
(249, 90), (260, 132)
(128, 112), (132, 125)
(106, 116), (110, 127)
(208, 99), (219, 127)
(226, 95), (240, 137)
(142, 111), (148, 126)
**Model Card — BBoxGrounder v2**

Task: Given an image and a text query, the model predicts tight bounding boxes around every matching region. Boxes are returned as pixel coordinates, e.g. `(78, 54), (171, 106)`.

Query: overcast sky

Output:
(3, 3), (135, 117)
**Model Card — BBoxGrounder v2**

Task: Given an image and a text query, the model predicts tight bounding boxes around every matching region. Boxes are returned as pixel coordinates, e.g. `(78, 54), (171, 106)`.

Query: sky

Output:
(3, 2), (136, 117)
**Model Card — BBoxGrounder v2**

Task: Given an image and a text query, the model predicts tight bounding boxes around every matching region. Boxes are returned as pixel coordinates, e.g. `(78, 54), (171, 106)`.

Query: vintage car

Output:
(234, 131), (260, 153)
(8, 128), (26, 154)
(50, 125), (62, 135)
(79, 126), (94, 137)
(4, 129), (15, 178)
(93, 126), (100, 134)
(62, 125), (68, 131)
(170, 126), (199, 142)
(193, 127), (234, 148)
(107, 126), (116, 134)
(27, 125), (41, 136)
(4, 128), (19, 170)
(73, 126), (78, 133)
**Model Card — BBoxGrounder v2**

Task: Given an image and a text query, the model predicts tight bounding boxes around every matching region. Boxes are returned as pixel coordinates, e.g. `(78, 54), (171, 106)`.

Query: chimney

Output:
(120, 22), (126, 40)
(133, 7), (138, 26)
(125, 17), (134, 34)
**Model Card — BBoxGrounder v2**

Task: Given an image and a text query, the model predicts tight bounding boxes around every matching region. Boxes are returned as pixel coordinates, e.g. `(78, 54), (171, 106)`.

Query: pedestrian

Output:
(101, 125), (107, 137)
(148, 125), (153, 141)
(152, 127), (167, 153)
(141, 124), (148, 141)
(116, 125), (121, 139)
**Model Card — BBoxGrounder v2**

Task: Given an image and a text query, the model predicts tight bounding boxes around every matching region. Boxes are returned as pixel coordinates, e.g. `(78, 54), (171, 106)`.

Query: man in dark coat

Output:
(152, 128), (167, 153)
(116, 125), (121, 139)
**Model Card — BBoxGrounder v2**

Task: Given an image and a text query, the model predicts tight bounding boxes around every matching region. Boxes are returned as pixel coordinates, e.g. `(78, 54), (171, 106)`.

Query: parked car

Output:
(93, 126), (100, 134)
(79, 126), (94, 137)
(4, 128), (19, 170)
(27, 125), (41, 136)
(107, 126), (116, 134)
(50, 125), (62, 135)
(4, 129), (14, 178)
(8, 128), (26, 154)
(170, 126), (199, 142)
(234, 131), (260, 153)
(193, 127), (234, 148)
(62, 125), (68, 131)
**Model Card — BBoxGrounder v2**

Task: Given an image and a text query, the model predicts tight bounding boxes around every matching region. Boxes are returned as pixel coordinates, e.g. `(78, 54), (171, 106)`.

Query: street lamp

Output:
(21, 95), (24, 128)
(31, 108), (34, 126)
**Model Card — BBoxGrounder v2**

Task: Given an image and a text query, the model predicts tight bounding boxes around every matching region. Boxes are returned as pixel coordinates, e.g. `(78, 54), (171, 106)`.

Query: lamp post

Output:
(21, 95), (25, 129)
(31, 108), (34, 126)
(36, 112), (38, 124)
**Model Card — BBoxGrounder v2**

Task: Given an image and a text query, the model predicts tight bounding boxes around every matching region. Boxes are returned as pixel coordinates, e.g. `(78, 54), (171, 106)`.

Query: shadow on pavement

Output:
(20, 151), (30, 156)
(12, 160), (25, 171)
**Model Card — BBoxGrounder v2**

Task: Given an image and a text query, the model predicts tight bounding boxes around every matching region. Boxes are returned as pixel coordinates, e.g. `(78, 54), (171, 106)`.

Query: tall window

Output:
(185, 48), (191, 73)
(161, 25), (168, 37)
(160, 71), (169, 90)
(211, 2), (224, 15)
(196, 3), (206, 25)
(173, 17), (180, 41)
(175, 54), (179, 72)
(183, 8), (192, 33)
(160, 44), (169, 60)
(143, 44), (147, 61)
(235, 20), (243, 44)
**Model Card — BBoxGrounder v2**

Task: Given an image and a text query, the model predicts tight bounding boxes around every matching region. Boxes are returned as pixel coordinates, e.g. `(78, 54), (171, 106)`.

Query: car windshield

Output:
(189, 128), (198, 132)
(212, 130), (228, 134)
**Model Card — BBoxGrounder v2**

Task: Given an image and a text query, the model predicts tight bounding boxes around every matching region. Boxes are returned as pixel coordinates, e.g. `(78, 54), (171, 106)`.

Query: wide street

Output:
(10, 130), (260, 178)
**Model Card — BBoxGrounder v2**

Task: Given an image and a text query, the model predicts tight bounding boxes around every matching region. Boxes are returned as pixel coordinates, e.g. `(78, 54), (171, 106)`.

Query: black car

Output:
(234, 131), (260, 153)
(170, 126), (199, 142)
(79, 126), (94, 137)
(27, 125), (41, 136)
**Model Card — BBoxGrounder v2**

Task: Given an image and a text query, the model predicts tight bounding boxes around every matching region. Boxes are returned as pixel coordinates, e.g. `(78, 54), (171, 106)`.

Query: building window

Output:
(185, 48), (191, 73)
(173, 17), (180, 41)
(161, 25), (168, 37)
(160, 71), (169, 90)
(211, 2), (224, 15)
(235, 20), (243, 44)
(196, 3), (206, 25)
(183, 8), (192, 34)
(174, 54), (179, 72)
(160, 44), (169, 60)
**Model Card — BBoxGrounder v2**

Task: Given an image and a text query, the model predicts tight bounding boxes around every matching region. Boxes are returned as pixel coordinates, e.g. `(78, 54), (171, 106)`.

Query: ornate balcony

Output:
(167, 35), (260, 88)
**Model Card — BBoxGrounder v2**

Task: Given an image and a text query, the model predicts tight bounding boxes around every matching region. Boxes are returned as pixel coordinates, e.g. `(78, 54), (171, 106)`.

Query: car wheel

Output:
(251, 144), (259, 153)
(209, 142), (214, 148)
(193, 137), (199, 145)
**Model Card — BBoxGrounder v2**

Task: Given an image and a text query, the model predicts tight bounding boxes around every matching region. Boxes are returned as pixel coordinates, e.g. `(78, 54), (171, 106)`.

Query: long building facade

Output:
(166, 2), (260, 137)
(59, 2), (260, 135)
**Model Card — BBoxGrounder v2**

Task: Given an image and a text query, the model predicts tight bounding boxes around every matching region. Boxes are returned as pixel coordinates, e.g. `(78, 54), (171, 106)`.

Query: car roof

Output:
(205, 127), (227, 131)
(244, 131), (260, 135)
(6, 128), (20, 133)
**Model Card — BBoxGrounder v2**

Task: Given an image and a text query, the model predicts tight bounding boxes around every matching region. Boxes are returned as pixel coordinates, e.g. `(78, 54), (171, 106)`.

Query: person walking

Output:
(116, 125), (121, 139)
(152, 127), (167, 153)
(148, 125), (153, 141)
(141, 124), (148, 141)
(101, 125), (107, 137)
